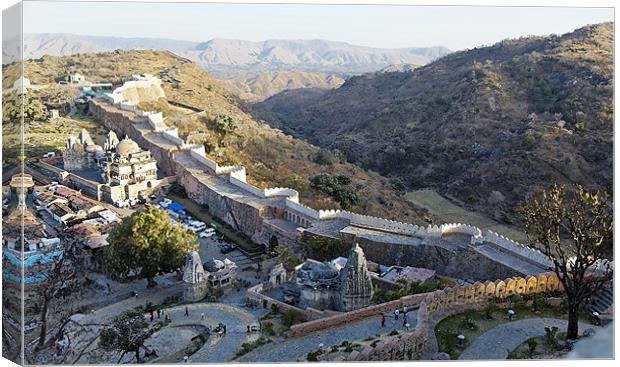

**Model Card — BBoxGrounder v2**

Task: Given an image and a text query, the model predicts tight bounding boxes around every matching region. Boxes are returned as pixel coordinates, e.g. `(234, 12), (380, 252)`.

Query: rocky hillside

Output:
(2, 50), (429, 223)
(219, 71), (345, 102)
(253, 23), (614, 223)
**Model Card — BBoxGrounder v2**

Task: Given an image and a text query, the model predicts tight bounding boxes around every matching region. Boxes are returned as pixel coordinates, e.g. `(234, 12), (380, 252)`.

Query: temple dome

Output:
(310, 262), (339, 281)
(203, 259), (225, 272)
(116, 137), (141, 156)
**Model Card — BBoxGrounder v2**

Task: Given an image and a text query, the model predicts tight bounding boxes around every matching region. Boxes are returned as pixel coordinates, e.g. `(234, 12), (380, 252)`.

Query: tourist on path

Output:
(381, 314), (386, 327)
(157, 309), (161, 319)
(201, 312), (205, 320)
(403, 306), (408, 316)
(394, 309), (399, 320)
(185, 307), (189, 317)
(403, 315), (408, 327)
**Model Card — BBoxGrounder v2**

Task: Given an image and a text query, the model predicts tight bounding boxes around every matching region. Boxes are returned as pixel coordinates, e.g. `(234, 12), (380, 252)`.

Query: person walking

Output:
(403, 305), (408, 316)
(157, 309), (161, 319)
(402, 315), (408, 327)
(201, 312), (205, 320)
(381, 314), (386, 327)
(184, 307), (189, 317)
(394, 309), (399, 320)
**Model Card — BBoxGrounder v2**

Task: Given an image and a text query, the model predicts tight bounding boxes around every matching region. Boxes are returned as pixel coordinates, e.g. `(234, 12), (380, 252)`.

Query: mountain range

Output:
(4, 33), (450, 76)
(252, 22), (614, 224)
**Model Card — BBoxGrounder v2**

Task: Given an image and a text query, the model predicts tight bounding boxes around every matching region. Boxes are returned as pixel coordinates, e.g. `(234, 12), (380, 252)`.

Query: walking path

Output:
(459, 318), (595, 360)
(146, 303), (261, 363)
(238, 311), (418, 363)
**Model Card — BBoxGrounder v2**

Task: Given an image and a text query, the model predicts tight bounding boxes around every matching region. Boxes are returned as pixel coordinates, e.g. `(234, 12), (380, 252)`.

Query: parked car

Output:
(199, 228), (216, 238)
(220, 243), (236, 254)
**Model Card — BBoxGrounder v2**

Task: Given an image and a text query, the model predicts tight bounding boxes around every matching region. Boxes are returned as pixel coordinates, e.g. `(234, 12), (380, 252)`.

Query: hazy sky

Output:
(23, 1), (613, 50)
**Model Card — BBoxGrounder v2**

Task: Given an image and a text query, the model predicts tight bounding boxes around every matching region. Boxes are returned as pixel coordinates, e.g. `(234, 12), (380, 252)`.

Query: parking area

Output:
(198, 236), (257, 271)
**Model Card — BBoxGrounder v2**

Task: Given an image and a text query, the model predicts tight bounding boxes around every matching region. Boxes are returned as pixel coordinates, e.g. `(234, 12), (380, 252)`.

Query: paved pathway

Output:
(459, 318), (595, 360)
(146, 303), (261, 363)
(238, 311), (418, 363)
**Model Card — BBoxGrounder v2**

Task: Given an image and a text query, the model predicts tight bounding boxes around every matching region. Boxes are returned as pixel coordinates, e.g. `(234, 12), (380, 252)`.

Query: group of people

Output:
(381, 305), (411, 330)
(149, 308), (171, 322)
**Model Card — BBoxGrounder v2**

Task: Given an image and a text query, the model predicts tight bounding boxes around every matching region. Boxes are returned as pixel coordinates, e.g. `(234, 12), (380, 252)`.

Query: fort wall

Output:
(87, 75), (555, 277)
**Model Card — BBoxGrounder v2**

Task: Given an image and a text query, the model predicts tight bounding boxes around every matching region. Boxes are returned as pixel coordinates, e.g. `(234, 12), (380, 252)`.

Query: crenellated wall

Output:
(87, 75), (555, 277)
(316, 271), (563, 361)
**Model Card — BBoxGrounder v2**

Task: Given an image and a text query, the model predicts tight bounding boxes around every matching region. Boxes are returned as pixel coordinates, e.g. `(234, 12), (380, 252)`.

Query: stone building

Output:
(182, 251), (238, 301)
(295, 244), (374, 312)
(63, 129), (104, 171)
(58, 129), (162, 204)
(102, 136), (158, 188)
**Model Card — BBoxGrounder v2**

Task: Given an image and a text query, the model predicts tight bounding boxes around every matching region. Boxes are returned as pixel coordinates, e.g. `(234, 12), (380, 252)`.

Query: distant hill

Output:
(253, 23), (614, 224)
(5, 33), (450, 76)
(219, 71), (345, 102)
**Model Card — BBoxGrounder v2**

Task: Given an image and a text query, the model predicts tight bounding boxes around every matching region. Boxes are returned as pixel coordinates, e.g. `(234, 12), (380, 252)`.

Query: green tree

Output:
(213, 114), (237, 136)
(105, 207), (198, 287)
(309, 174), (360, 210)
(305, 236), (345, 261)
(519, 184), (613, 340)
(2, 92), (47, 124)
(99, 309), (162, 363)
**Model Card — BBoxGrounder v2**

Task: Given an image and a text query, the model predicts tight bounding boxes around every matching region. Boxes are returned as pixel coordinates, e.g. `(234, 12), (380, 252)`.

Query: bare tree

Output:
(32, 230), (85, 350)
(519, 184), (613, 340)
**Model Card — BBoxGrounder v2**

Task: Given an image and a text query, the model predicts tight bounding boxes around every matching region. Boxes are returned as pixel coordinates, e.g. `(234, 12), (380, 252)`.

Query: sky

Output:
(22, 1), (614, 51)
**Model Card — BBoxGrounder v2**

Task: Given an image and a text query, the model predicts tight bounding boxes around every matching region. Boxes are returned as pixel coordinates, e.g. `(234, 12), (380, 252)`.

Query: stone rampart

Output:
(88, 75), (555, 273)
(338, 271), (563, 361)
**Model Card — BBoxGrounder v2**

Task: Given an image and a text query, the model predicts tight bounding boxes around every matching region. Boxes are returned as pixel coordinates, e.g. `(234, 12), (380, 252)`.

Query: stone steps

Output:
(589, 287), (613, 315)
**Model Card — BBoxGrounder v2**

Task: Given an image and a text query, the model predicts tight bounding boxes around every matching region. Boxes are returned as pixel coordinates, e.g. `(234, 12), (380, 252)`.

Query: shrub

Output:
(523, 135), (536, 150)
(282, 309), (301, 328)
(527, 338), (538, 357)
(312, 149), (334, 166)
(262, 321), (275, 336)
(532, 294), (548, 312)
(484, 301), (500, 320)
(510, 294), (525, 309)
(544, 326), (559, 347)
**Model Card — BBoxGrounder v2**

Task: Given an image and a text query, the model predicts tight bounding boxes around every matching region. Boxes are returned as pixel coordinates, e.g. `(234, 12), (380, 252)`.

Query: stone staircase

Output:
(589, 286), (613, 315)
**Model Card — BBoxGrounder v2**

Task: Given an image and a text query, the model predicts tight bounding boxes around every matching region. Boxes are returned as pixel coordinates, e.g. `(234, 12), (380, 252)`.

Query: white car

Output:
(199, 228), (215, 238)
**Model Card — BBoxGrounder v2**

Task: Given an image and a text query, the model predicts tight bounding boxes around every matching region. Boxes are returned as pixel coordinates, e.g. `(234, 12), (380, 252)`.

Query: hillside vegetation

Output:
(219, 71), (345, 102)
(253, 23), (614, 223)
(2, 50), (428, 223)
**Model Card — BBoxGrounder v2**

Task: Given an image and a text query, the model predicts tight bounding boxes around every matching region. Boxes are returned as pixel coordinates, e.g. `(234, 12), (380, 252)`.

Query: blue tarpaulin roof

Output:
(168, 202), (186, 212)
(3, 250), (63, 268)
